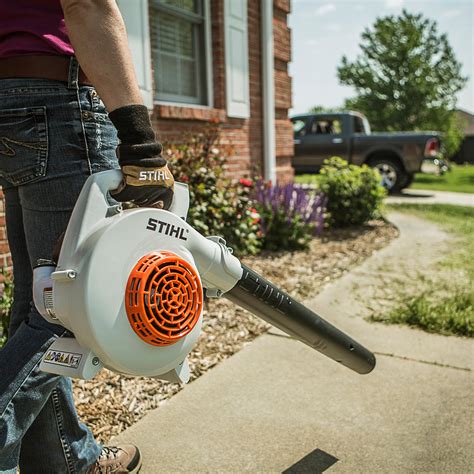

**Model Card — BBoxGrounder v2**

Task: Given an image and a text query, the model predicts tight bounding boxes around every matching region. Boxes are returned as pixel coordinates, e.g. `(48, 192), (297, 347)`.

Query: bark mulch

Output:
(73, 220), (398, 442)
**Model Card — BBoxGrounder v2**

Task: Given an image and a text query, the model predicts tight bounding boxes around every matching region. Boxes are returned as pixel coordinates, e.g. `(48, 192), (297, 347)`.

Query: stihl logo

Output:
(146, 218), (189, 240)
(139, 170), (171, 181)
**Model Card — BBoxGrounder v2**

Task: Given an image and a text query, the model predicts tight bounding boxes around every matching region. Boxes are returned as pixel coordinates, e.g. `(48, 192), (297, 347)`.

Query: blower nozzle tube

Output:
(225, 264), (376, 374)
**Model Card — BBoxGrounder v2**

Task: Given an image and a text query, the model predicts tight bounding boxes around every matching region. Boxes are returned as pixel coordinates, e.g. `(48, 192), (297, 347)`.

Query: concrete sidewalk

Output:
(114, 214), (474, 473)
(386, 189), (474, 206)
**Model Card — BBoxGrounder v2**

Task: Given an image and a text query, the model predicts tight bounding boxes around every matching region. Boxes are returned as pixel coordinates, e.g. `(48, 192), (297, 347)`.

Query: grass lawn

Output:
(412, 164), (474, 194)
(371, 204), (473, 337)
(295, 174), (321, 186)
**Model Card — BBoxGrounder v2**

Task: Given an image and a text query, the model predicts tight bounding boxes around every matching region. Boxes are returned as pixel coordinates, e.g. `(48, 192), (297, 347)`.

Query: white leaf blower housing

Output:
(33, 170), (242, 382)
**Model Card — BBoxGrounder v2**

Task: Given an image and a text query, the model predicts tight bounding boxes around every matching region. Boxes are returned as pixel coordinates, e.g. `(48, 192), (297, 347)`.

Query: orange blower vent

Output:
(125, 251), (203, 346)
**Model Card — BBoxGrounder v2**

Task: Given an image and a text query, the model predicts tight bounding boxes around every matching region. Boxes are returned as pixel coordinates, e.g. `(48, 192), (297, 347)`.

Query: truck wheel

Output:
(370, 159), (406, 194)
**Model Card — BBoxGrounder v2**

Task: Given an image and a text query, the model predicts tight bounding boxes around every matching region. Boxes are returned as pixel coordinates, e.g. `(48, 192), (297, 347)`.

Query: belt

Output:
(0, 55), (92, 85)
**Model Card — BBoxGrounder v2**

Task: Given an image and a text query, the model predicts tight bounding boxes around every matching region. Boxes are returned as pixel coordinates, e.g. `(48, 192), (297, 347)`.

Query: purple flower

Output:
(253, 179), (326, 237)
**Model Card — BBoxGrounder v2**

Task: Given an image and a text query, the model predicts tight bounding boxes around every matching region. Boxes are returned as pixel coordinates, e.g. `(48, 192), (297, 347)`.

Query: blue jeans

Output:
(0, 59), (119, 473)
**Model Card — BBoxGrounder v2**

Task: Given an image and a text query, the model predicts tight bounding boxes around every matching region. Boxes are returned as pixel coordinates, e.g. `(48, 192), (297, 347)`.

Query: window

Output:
(309, 119), (342, 135)
(150, 0), (211, 105)
(292, 118), (310, 137)
(353, 116), (365, 134)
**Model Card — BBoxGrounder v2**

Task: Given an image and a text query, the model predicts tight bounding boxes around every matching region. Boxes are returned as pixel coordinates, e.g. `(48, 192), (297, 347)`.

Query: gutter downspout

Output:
(261, 0), (276, 183)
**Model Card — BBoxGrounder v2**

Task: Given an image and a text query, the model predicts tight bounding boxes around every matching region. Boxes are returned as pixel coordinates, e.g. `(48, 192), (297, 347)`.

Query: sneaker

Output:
(86, 445), (142, 473)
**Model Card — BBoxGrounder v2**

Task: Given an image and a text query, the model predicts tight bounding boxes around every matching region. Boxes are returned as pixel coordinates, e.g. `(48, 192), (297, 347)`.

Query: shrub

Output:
(318, 157), (386, 227)
(254, 180), (326, 251)
(164, 128), (261, 256)
(0, 268), (13, 347)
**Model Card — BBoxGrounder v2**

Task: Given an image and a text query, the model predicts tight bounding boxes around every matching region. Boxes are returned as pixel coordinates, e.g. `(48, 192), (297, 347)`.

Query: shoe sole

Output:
(129, 451), (142, 473)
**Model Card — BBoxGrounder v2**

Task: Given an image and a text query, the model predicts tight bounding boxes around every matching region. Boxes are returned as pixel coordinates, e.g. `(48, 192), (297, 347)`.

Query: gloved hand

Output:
(108, 104), (174, 208)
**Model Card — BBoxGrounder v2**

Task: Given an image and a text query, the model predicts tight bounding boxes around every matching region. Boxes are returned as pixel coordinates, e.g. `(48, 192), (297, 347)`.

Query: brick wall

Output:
(152, 0), (294, 182)
(273, 0), (293, 182)
(152, 0), (262, 177)
(0, 189), (11, 270)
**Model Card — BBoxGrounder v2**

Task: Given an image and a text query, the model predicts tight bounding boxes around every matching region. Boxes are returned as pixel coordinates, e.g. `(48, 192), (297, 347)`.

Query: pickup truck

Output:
(291, 111), (445, 193)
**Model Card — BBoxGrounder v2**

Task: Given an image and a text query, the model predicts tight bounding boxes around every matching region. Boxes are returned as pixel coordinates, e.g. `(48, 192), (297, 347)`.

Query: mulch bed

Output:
(73, 220), (398, 442)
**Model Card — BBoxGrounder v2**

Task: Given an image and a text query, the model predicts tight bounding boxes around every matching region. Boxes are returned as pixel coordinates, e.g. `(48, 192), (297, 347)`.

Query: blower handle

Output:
(57, 170), (122, 263)
(57, 170), (189, 265)
(90, 168), (124, 204)
(225, 264), (376, 374)
(80, 170), (189, 218)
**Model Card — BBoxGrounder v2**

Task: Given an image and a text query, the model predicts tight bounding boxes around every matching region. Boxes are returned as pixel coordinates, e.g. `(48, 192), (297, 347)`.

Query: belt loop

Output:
(67, 56), (80, 90)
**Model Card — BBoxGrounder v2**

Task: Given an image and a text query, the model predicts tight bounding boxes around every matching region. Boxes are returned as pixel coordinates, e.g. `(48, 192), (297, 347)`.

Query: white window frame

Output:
(116, 0), (154, 109)
(152, 0), (213, 108)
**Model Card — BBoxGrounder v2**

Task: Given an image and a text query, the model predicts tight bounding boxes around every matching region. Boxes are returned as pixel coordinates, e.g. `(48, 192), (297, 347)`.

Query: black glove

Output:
(108, 104), (174, 208)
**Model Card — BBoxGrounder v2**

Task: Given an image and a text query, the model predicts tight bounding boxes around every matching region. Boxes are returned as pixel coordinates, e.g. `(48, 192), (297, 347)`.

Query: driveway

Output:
(387, 189), (474, 206)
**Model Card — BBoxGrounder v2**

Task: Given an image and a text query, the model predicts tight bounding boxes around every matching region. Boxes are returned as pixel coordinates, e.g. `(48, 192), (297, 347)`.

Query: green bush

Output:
(256, 207), (316, 251)
(318, 157), (386, 227)
(0, 268), (13, 347)
(164, 128), (261, 256)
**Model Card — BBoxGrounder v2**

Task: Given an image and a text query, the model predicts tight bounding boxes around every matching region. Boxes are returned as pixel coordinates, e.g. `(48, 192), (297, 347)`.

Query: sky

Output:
(288, 0), (474, 115)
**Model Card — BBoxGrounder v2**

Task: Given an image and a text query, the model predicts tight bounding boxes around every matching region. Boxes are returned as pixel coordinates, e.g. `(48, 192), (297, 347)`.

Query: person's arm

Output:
(60, 0), (174, 208)
(60, 0), (142, 112)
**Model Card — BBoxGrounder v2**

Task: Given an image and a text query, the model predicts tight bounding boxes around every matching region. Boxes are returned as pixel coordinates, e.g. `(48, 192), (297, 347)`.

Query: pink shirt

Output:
(0, 0), (74, 58)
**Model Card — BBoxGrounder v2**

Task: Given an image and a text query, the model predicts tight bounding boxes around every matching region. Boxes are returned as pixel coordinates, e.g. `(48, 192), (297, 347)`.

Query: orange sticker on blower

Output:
(125, 251), (203, 346)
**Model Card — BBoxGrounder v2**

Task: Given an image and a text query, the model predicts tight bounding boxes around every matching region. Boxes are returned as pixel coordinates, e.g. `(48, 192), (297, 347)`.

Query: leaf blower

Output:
(33, 170), (376, 382)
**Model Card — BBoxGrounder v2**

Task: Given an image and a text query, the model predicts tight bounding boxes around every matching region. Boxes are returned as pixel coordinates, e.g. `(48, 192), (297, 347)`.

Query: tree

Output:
(308, 105), (344, 113)
(338, 10), (467, 157)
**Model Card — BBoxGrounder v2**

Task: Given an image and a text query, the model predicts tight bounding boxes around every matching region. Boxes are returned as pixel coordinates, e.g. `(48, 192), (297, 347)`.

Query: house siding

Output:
(0, 0), (293, 269)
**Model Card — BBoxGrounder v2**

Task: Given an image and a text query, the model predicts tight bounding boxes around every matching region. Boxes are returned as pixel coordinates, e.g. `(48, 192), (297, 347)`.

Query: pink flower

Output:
(249, 207), (260, 224)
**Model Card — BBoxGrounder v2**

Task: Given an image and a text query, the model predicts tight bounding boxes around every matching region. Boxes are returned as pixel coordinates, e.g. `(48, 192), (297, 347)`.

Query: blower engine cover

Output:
(34, 171), (234, 380)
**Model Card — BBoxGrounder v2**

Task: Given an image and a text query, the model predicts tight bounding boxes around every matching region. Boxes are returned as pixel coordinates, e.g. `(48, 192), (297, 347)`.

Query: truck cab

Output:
(292, 112), (370, 170)
(291, 111), (444, 193)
